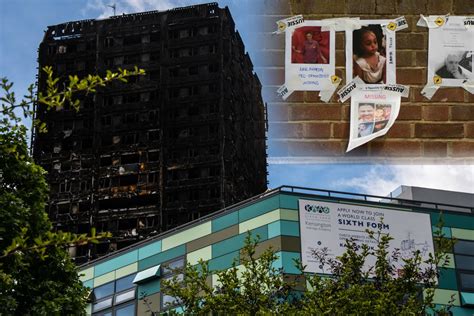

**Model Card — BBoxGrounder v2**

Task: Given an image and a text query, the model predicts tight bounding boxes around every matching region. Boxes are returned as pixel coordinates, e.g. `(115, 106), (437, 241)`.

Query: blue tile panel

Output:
(238, 195), (280, 222)
(94, 250), (138, 277)
(212, 211), (239, 233)
(212, 226), (268, 258)
(430, 213), (474, 230)
(432, 226), (452, 238)
(138, 281), (161, 297)
(138, 240), (162, 260)
(138, 245), (186, 271)
(437, 268), (457, 290)
(208, 251), (240, 272)
(83, 279), (93, 289)
(279, 194), (299, 210)
(268, 220), (300, 239)
(273, 251), (301, 274)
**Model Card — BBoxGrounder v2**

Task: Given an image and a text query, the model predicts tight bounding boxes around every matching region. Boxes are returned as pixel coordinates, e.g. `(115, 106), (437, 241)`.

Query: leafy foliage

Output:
(0, 67), (143, 314)
(160, 233), (295, 315)
(159, 221), (455, 315)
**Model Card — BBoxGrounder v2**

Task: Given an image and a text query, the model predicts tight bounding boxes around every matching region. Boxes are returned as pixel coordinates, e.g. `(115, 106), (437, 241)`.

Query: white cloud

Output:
(336, 165), (474, 196)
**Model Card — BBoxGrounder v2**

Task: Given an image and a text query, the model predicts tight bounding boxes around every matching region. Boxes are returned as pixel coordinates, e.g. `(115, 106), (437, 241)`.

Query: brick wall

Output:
(254, 0), (474, 160)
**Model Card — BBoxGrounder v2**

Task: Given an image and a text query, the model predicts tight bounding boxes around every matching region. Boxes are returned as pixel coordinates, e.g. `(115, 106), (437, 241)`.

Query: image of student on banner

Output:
(353, 25), (387, 84)
(291, 26), (329, 64)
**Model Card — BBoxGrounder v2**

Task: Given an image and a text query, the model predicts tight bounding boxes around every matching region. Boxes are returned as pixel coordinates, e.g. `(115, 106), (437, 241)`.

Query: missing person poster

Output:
(278, 20), (336, 101)
(344, 83), (407, 152)
(298, 199), (435, 275)
(420, 15), (474, 98)
(345, 20), (398, 84)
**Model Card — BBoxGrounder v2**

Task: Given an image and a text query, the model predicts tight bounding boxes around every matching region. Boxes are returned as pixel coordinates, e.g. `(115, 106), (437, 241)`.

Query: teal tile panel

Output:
(83, 279), (93, 289)
(273, 251), (301, 274)
(212, 211), (238, 232)
(268, 221), (280, 239)
(208, 251), (240, 272)
(139, 245), (186, 271)
(448, 307), (474, 316)
(212, 226), (268, 258)
(138, 280), (160, 297)
(268, 220), (300, 239)
(279, 194), (299, 210)
(238, 195), (279, 222)
(430, 213), (474, 230)
(281, 220), (300, 237)
(138, 240), (162, 260)
(432, 226), (452, 238)
(460, 292), (474, 305)
(95, 250), (138, 277)
(431, 306), (474, 316)
(438, 268), (458, 290)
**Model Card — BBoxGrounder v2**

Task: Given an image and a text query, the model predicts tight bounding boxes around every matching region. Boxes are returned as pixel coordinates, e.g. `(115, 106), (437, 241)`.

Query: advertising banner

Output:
(298, 199), (434, 275)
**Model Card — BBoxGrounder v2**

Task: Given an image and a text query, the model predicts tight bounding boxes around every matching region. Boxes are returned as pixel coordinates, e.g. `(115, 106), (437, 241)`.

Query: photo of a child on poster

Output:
(291, 26), (329, 64)
(353, 25), (386, 84)
(345, 21), (396, 84)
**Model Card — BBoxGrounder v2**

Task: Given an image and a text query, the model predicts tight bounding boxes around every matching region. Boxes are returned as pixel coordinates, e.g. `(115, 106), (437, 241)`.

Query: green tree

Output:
(0, 67), (144, 315)
(160, 233), (295, 315)
(160, 222), (454, 315)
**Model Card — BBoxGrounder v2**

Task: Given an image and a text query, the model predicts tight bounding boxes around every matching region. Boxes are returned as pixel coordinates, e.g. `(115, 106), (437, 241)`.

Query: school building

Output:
(79, 185), (474, 315)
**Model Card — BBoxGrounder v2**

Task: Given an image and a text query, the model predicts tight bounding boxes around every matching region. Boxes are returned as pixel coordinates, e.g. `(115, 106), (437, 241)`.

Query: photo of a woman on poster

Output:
(353, 25), (387, 84)
(291, 26), (329, 64)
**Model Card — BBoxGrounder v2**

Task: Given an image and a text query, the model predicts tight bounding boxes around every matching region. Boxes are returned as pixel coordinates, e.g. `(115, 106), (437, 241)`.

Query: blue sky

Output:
(1, 0), (473, 196)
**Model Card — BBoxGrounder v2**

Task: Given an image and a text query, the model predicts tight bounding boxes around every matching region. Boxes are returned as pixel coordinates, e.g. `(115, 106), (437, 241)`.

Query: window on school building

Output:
(161, 257), (185, 310)
(454, 239), (474, 293)
(92, 273), (137, 315)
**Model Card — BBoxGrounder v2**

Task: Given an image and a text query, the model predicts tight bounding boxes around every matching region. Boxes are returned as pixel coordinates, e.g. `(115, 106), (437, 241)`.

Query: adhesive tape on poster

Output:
(337, 76), (365, 103)
(420, 84), (440, 100)
(277, 84), (293, 100)
(321, 18), (361, 32)
(274, 15), (304, 34)
(384, 16), (408, 32)
(319, 75), (342, 103)
(417, 14), (449, 28)
(383, 84), (410, 98)
(464, 17), (474, 29)
(462, 80), (474, 94)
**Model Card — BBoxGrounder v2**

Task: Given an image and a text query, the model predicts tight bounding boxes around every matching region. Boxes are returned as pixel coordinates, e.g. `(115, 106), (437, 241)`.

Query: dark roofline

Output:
(79, 185), (473, 270)
(45, 2), (220, 30)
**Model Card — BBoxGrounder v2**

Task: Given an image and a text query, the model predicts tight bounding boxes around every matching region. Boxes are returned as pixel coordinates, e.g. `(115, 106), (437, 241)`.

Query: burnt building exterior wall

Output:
(33, 3), (267, 263)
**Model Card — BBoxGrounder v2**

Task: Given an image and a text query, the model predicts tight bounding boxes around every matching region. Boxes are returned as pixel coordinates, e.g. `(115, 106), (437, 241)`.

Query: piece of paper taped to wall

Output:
(319, 75), (342, 102)
(274, 15), (304, 34)
(417, 14), (449, 28)
(337, 76), (365, 103)
(321, 17), (361, 32)
(277, 84), (293, 100)
(346, 84), (408, 152)
(384, 16), (408, 32)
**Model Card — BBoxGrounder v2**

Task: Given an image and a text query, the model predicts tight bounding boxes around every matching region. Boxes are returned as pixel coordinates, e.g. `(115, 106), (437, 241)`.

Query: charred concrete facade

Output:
(33, 3), (267, 263)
